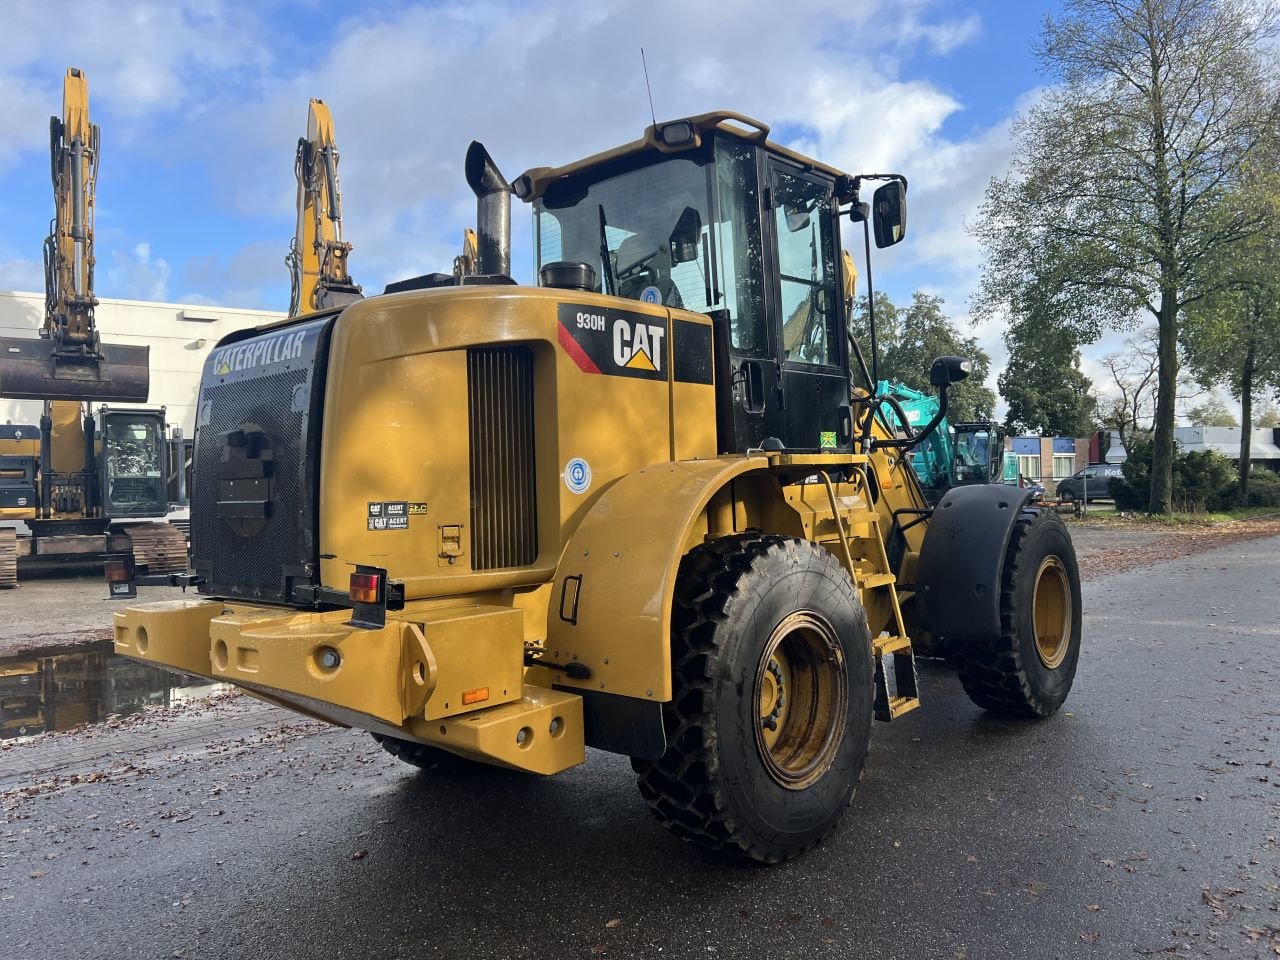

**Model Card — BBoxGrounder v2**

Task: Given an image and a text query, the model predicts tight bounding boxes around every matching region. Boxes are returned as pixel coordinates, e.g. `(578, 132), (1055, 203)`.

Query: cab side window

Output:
(772, 169), (837, 367)
(714, 141), (768, 355)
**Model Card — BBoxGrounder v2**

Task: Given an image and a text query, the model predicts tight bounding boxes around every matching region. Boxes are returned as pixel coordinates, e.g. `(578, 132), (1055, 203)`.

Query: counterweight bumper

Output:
(113, 598), (584, 775)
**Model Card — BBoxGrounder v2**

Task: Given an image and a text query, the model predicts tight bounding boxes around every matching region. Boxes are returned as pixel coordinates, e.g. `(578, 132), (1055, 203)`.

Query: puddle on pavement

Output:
(0, 640), (226, 742)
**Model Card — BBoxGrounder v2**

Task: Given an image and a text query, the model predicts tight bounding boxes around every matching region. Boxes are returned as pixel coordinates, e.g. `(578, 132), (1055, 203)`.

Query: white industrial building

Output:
(0, 290), (285, 436)
(1175, 425), (1280, 472)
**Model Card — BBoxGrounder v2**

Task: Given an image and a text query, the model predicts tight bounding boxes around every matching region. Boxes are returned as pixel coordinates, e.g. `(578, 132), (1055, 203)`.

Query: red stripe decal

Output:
(558, 321), (601, 374)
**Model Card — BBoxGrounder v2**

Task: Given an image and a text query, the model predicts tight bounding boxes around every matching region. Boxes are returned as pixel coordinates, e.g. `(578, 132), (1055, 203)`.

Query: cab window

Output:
(713, 140), (768, 355)
(772, 168), (838, 366)
(534, 155), (715, 312)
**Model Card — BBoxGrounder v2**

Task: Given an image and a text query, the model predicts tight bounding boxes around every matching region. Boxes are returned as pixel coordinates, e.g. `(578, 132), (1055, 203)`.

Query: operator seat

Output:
(616, 235), (683, 309)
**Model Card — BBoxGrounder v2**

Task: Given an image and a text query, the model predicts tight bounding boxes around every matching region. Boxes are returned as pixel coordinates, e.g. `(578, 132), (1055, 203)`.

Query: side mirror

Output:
(669, 206), (702, 265)
(872, 181), (907, 248)
(929, 355), (971, 388)
(784, 204), (812, 232)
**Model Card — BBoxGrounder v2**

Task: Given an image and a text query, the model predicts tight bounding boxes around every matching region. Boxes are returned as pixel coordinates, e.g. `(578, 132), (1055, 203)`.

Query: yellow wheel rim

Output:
(753, 612), (847, 790)
(1032, 556), (1072, 669)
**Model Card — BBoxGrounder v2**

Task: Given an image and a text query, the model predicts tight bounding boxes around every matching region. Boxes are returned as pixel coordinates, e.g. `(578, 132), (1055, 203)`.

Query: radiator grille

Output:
(191, 368), (308, 601)
(468, 347), (538, 570)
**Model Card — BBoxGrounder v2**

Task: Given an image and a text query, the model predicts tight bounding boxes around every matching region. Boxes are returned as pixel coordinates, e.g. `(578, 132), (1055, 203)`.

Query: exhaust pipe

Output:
(464, 141), (511, 277)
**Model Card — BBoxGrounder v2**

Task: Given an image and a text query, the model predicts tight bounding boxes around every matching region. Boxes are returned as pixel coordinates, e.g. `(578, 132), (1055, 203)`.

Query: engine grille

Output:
(191, 369), (309, 600)
(468, 347), (538, 570)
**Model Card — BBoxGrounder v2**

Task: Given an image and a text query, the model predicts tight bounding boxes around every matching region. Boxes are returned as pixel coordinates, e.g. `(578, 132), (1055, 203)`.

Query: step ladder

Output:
(812, 471), (920, 722)
(863, 514), (920, 720)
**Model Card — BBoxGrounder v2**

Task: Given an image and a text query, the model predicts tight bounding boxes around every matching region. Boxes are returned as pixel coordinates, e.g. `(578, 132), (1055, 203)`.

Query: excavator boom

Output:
(287, 98), (362, 316)
(0, 68), (148, 403)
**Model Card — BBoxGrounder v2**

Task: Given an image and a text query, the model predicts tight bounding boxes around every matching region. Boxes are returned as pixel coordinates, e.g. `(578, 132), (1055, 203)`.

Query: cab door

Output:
(763, 160), (851, 452)
(709, 138), (789, 452)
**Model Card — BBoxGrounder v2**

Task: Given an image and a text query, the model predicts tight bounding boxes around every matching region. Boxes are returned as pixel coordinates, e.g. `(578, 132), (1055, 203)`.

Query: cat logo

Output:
(212, 329), (308, 377)
(612, 318), (665, 373)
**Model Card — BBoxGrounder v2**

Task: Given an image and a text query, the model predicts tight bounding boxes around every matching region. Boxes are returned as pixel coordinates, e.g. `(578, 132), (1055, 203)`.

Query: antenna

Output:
(640, 48), (657, 127)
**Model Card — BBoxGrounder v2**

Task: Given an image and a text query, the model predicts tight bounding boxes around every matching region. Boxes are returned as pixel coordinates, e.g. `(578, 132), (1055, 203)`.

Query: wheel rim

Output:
(1032, 556), (1072, 669)
(753, 611), (847, 790)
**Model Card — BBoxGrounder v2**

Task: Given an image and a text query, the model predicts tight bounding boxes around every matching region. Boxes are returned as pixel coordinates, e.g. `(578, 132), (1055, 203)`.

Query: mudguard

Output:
(916, 484), (1036, 641)
(545, 456), (768, 757)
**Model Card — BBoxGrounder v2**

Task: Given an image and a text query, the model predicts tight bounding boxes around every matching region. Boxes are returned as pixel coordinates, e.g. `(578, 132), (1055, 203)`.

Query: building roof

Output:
(1174, 426), (1280, 460)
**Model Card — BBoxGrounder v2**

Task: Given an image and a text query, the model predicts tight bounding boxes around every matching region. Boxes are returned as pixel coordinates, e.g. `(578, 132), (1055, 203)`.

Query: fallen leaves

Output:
(351, 849), (368, 861)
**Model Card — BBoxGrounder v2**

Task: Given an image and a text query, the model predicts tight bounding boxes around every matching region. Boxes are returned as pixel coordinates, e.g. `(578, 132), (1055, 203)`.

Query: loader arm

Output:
(0, 67), (149, 403)
(287, 98), (363, 316)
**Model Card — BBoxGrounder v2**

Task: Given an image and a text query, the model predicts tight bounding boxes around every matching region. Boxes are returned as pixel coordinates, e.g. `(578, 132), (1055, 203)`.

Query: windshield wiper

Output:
(598, 204), (617, 297)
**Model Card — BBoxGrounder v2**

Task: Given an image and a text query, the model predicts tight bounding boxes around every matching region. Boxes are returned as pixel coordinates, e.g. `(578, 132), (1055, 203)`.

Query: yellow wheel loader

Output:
(112, 112), (1082, 862)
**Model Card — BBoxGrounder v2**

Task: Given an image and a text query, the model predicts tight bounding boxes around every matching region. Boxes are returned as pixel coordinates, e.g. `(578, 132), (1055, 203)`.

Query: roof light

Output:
(659, 121), (696, 147)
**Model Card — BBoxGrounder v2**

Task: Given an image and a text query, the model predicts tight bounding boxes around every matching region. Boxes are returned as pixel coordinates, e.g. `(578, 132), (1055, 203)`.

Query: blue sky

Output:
(1, 0), (1096, 394)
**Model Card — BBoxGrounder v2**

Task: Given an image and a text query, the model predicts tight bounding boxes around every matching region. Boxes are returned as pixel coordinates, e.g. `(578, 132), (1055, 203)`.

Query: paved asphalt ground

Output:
(2, 534), (1278, 959)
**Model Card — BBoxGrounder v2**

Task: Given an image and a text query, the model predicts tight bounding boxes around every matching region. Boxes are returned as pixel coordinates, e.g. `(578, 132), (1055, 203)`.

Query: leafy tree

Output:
(1255, 397), (1280, 428)
(853, 291), (996, 422)
(1181, 221), (1280, 494)
(999, 318), (1095, 436)
(848, 290), (899, 384)
(972, 0), (1280, 513)
(1185, 397), (1239, 427)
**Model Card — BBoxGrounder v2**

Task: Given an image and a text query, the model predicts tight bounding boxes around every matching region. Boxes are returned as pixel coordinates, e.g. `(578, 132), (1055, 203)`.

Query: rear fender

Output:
(545, 457), (767, 756)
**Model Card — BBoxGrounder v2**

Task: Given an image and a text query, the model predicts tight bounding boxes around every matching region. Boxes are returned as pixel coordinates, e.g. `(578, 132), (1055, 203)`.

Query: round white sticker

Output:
(640, 285), (662, 304)
(564, 457), (592, 495)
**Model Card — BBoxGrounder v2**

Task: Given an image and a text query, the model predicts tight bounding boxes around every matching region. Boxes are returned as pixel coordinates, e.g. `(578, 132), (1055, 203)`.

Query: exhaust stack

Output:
(464, 141), (511, 277)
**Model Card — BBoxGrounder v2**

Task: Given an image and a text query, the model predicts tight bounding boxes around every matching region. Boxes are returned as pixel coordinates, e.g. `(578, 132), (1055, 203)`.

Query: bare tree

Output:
(1096, 330), (1160, 453)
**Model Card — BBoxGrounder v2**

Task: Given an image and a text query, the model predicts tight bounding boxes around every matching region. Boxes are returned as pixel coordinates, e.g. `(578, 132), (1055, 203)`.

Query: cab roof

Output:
(512, 110), (851, 203)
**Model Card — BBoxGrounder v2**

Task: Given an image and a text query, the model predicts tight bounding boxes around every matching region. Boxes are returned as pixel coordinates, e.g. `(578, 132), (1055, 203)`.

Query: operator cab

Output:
(516, 111), (907, 455)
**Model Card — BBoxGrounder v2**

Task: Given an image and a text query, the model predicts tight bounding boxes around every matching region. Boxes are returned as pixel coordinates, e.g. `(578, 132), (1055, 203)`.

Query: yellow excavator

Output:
(113, 111), (1082, 862)
(0, 68), (186, 586)
(286, 98), (363, 316)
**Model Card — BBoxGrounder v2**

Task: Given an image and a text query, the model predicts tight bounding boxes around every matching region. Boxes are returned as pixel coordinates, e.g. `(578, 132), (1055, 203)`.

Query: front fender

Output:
(916, 484), (1036, 641)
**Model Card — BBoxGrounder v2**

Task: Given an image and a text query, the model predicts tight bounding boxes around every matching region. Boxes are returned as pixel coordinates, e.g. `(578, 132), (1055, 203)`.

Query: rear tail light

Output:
(349, 572), (381, 604)
(104, 559), (132, 582)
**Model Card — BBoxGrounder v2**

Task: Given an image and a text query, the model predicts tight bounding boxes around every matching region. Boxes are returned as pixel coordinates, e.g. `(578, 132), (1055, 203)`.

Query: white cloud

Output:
(1, 0), (1028, 365)
(107, 241), (171, 301)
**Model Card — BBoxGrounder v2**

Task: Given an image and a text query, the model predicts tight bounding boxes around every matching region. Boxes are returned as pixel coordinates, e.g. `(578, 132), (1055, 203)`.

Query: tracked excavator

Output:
(112, 112), (1082, 862)
(287, 99), (363, 316)
(0, 68), (186, 586)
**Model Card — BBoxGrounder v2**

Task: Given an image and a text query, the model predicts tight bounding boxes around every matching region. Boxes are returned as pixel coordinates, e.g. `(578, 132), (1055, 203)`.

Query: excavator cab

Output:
(96, 408), (168, 518)
(524, 111), (905, 456)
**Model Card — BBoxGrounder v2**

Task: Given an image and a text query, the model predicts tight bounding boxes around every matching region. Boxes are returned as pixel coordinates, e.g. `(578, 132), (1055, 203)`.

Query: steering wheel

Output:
(617, 249), (661, 283)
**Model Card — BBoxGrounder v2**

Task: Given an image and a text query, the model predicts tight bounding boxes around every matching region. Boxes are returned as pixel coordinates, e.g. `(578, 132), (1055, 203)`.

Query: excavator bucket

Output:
(0, 337), (149, 402)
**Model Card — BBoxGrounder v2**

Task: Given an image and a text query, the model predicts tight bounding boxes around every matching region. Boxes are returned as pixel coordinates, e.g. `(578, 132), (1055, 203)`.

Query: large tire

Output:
(632, 534), (874, 863)
(954, 510), (1082, 717)
(1058, 488), (1076, 504)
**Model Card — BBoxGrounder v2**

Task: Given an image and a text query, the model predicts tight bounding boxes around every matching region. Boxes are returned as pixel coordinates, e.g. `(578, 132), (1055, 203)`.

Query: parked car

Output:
(1016, 474), (1046, 499)
(1055, 462), (1123, 502)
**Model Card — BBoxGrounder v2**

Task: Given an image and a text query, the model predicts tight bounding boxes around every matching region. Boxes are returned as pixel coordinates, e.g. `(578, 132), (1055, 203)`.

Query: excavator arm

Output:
(0, 68), (149, 403)
(287, 98), (363, 316)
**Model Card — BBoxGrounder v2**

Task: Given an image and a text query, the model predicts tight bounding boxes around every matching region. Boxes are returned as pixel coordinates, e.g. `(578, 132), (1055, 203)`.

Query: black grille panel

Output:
(468, 347), (538, 570)
(190, 316), (331, 603)
(192, 370), (306, 599)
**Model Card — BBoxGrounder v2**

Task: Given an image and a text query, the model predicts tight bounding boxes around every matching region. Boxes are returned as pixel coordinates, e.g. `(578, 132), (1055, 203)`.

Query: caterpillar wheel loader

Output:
(0, 68), (185, 586)
(111, 111), (1082, 862)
